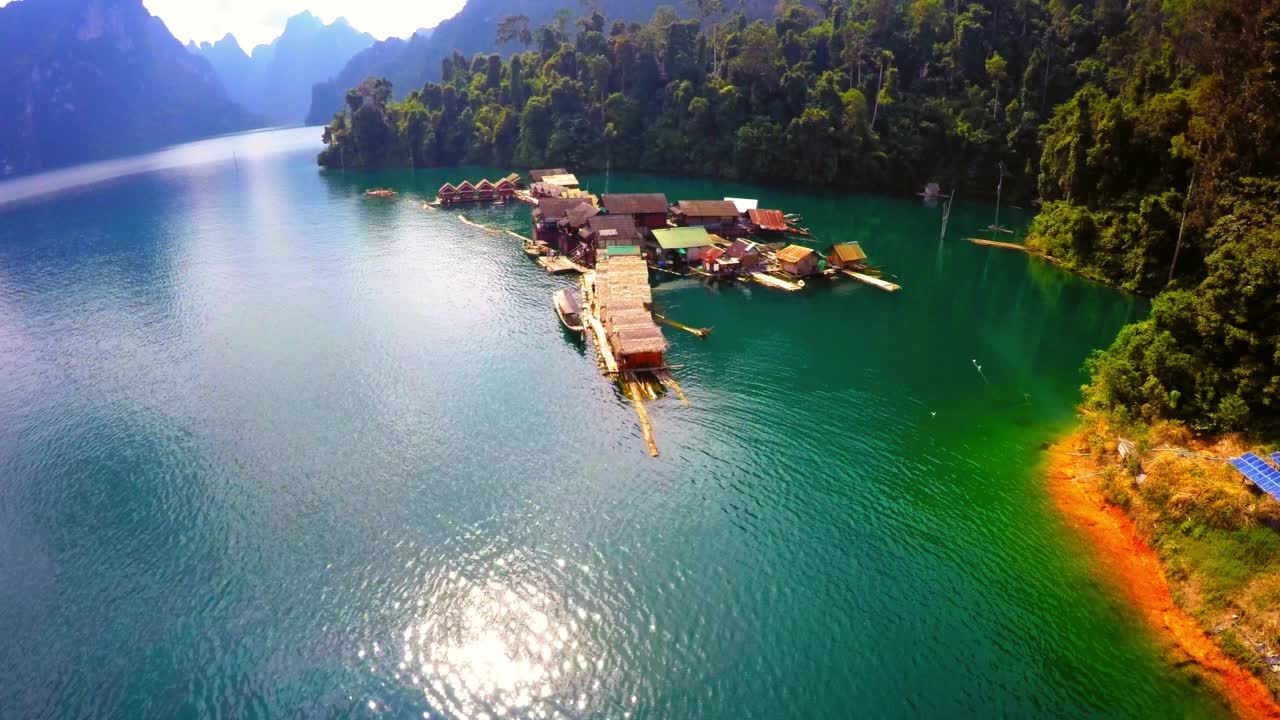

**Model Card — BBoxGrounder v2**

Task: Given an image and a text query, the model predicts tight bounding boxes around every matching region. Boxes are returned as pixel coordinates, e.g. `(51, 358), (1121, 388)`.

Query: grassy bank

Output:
(1049, 415), (1280, 713)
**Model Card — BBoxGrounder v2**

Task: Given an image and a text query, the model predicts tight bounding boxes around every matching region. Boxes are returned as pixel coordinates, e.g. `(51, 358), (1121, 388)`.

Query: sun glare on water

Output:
(356, 556), (623, 719)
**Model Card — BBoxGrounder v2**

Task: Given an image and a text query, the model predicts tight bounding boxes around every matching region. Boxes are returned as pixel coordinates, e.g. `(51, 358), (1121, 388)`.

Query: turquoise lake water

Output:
(0, 127), (1230, 718)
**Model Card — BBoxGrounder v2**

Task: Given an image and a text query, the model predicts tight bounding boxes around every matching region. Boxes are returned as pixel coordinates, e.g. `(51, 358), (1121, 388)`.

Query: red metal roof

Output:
(748, 209), (787, 231)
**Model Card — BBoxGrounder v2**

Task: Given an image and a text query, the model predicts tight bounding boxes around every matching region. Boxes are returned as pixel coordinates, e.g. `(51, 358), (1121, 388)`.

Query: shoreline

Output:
(1047, 428), (1280, 720)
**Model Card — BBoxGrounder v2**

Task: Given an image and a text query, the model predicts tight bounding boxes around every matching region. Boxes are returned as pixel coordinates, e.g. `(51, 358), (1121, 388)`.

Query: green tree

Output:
(496, 14), (534, 47)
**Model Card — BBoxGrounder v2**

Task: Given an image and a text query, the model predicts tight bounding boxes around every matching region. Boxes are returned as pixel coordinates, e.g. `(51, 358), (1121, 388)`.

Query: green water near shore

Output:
(0, 128), (1228, 718)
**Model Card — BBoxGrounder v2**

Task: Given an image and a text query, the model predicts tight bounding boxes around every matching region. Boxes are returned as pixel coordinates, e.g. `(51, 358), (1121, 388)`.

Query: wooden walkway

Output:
(538, 256), (588, 274)
(586, 315), (619, 374)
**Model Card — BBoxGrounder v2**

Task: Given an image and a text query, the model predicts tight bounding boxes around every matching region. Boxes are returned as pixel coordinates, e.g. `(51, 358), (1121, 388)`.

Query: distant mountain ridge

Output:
(192, 11), (374, 124)
(0, 0), (254, 177)
(306, 0), (782, 125)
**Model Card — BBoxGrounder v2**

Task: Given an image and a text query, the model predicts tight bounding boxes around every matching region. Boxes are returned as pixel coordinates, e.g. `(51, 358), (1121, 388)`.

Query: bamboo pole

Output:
(655, 314), (711, 338)
(623, 374), (659, 457)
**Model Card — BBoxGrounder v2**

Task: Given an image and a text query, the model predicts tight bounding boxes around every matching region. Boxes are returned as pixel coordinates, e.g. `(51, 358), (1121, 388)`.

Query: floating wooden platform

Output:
(751, 272), (806, 292)
(538, 256), (588, 274)
(841, 269), (901, 292)
(586, 315), (619, 374)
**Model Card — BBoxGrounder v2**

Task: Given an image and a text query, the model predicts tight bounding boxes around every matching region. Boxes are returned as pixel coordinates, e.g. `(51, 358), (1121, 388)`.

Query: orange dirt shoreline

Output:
(1048, 436), (1280, 720)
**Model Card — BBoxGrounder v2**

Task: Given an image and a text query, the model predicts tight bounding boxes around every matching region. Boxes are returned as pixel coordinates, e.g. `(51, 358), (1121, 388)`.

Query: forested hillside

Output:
(318, 0), (1106, 199)
(306, 0), (781, 123)
(318, 0), (1280, 434)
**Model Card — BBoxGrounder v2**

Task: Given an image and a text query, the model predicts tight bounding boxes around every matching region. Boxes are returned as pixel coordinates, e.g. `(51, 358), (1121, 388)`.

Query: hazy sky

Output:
(141, 1), (467, 49)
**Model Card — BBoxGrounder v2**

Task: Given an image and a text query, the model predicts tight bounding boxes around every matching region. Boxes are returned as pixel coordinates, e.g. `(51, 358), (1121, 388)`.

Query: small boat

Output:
(522, 238), (545, 257)
(364, 188), (397, 198)
(554, 289), (584, 333)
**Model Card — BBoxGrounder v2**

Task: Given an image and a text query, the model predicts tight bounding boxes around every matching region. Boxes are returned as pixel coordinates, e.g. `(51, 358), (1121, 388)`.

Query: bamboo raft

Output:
(655, 314), (712, 338)
(966, 237), (1061, 264)
(654, 369), (689, 406)
(621, 372), (661, 456)
(841, 269), (902, 292)
(458, 214), (500, 233)
(967, 237), (1029, 251)
(751, 272), (806, 292)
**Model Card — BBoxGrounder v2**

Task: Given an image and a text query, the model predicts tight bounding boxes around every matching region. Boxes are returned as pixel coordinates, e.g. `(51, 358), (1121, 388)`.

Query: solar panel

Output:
(1229, 453), (1280, 499)
(1271, 451), (1280, 466)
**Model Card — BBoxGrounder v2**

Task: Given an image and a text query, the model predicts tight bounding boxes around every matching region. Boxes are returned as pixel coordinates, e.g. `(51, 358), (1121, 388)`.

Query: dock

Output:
(751, 272), (806, 292)
(587, 315), (619, 373)
(538, 256), (589, 274)
(841, 269), (902, 292)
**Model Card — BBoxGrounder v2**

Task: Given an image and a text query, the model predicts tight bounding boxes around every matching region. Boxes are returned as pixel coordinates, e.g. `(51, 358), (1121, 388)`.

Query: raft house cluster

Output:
(427, 168), (902, 455)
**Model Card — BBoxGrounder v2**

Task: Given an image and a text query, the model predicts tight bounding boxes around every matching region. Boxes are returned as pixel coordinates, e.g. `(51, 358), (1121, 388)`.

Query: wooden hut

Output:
(438, 182), (460, 204)
(727, 239), (763, 271)
(541, 173), (580, 189)
(456, 180), (477, 202)
(597, 255), (667, 371)
(828, 242), (868, 269)
(601, 193), (670, 231)
(671, 200), (741, 232)
(530, 168), (570, 183)
(611, 326), (668, 371)
(653, 227), (715, 264)
(702, 245), (741, 277)
(495, 178), (517, 200)
(582, 215), (641, 249)
(475, 179), (496, 201)
(533, 198), (586, 244)
(579, 215), (640, 268)
(531, 182), (566, 198)
(747, 208), (788, 234)
(560, 202), (600, 232)
(534, 198), (596, 254)
(776, 245), (819, 277)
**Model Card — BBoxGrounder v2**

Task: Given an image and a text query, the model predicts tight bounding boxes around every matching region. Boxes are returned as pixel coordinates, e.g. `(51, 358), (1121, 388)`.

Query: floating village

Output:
(371, 169), (905, 456)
